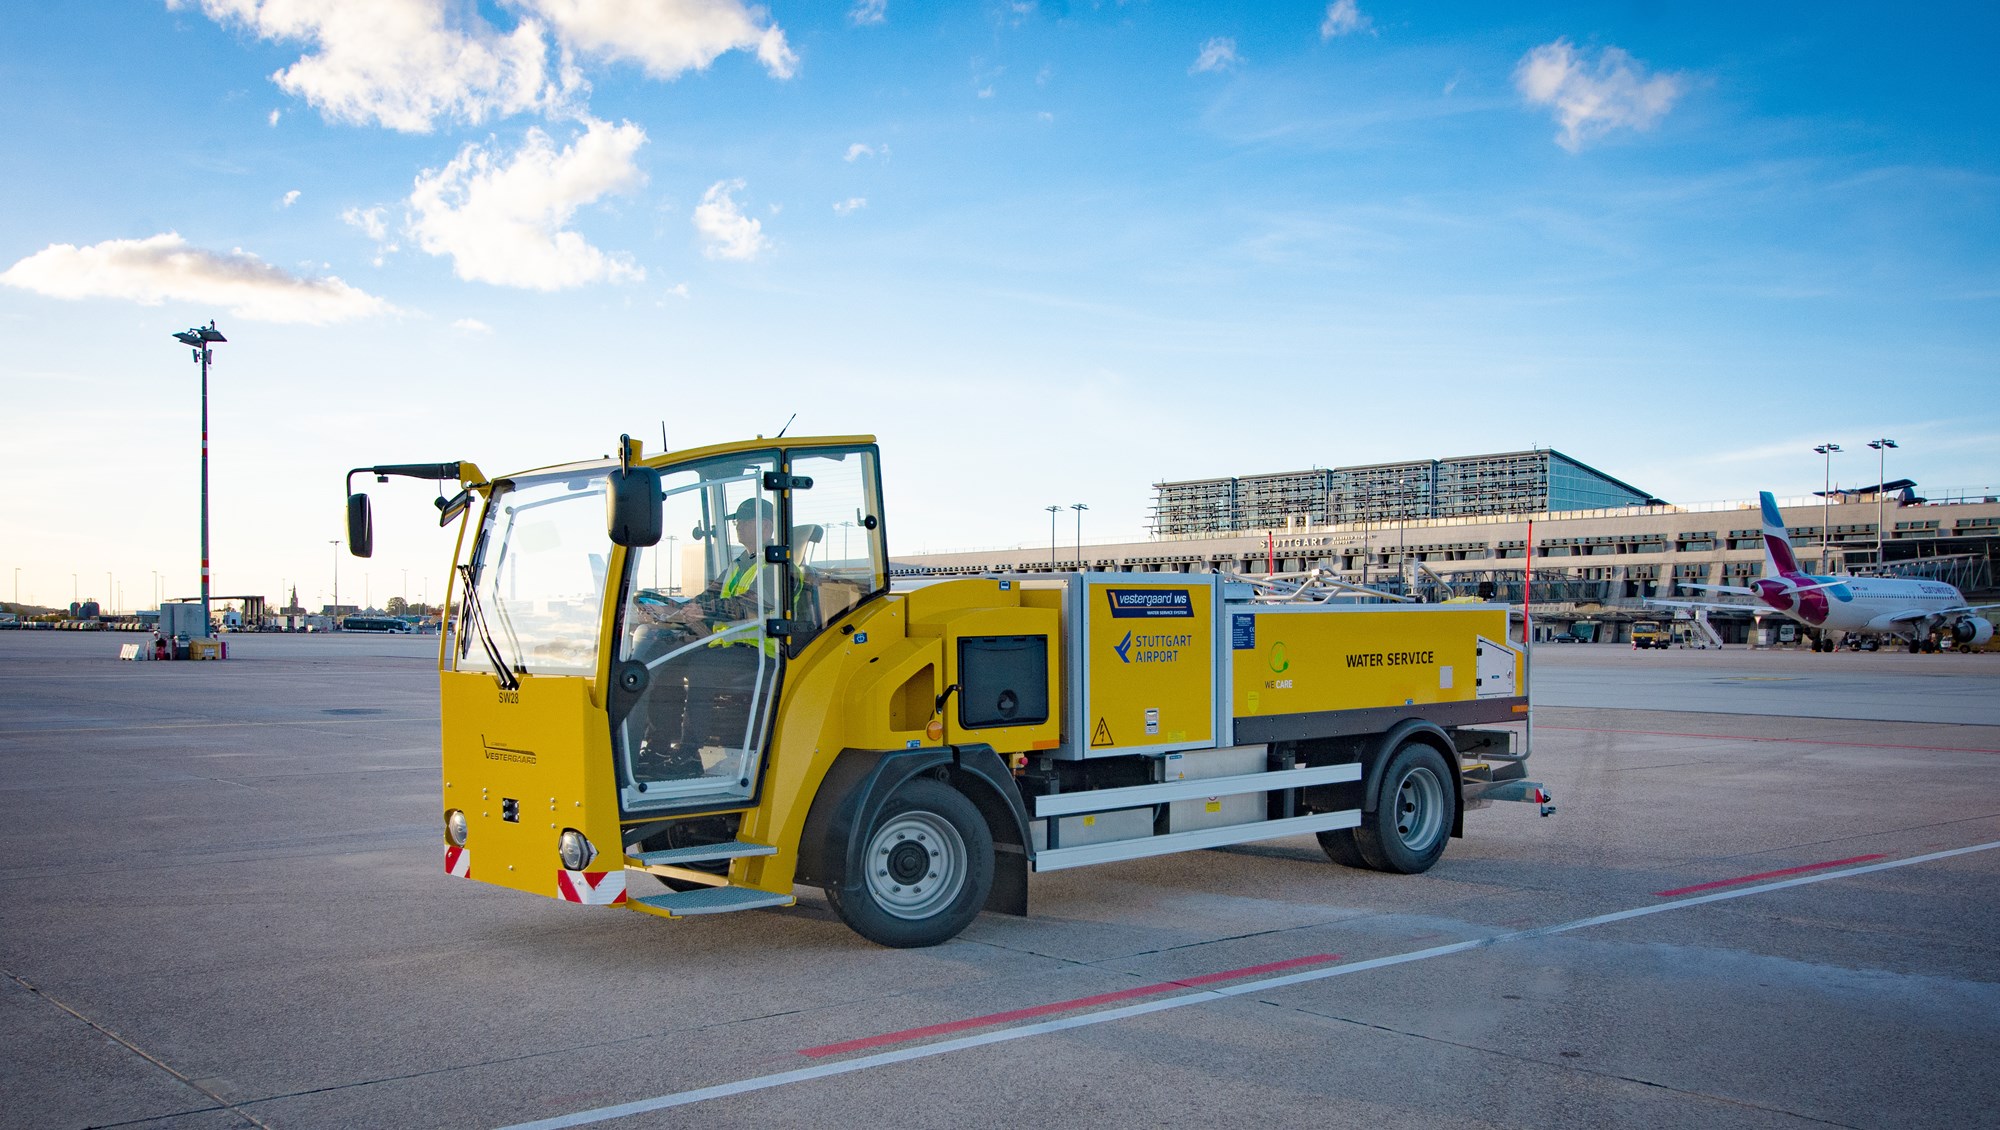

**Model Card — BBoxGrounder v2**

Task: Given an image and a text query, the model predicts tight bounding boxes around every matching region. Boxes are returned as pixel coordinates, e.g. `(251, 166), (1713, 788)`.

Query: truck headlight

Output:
(558, 828), (596, 870)
(445, 809), (468, 846)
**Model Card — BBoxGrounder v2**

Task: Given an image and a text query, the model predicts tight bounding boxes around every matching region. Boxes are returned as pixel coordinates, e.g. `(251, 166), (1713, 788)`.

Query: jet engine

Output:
(1951, 617), (1994, 647)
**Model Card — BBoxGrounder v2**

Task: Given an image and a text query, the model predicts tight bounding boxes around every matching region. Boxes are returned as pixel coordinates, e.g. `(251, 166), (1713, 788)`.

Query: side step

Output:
(626, 840), (777, 868)
(1032, 809), (1359, 873)
(623, 841), (792, 919)
(630, 886), (796, 918)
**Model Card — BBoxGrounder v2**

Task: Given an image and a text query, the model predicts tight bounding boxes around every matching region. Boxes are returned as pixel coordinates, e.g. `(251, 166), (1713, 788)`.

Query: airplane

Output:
(1648, 491), (1998, 652)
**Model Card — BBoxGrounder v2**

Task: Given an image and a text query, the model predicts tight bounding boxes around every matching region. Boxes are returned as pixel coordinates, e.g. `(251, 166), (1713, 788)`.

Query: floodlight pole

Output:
(173, 322), (226, 637)
(1046, 506), (1061, 569)
(1072, 503), (1088, 571)
(1813, 443), (1841, 573)
(1867, 439), (1897, 569)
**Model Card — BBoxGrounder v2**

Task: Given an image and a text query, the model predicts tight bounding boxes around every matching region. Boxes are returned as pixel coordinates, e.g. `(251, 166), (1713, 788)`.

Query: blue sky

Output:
(2, 1), (1995, 612)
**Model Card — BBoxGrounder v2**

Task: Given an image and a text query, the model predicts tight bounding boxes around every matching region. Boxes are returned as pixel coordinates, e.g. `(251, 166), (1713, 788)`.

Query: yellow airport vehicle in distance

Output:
(345, 435), (1551, 947)
(1631, 620), (1670, 649)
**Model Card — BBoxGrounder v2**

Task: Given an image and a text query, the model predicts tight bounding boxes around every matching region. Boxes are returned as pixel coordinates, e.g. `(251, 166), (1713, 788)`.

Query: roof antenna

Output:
(775, 412), (797, 439)
(660, 420), (668, 454)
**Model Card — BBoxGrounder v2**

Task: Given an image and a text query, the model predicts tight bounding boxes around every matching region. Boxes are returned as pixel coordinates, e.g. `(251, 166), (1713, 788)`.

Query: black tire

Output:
(1353, 742), (1457, 874)
(827, 777), (992, 948)
(1316, 826), (1368, 868)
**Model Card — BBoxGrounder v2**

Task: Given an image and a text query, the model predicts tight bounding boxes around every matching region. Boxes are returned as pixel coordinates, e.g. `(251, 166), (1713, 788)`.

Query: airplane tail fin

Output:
(1759, 491), (1803, 578)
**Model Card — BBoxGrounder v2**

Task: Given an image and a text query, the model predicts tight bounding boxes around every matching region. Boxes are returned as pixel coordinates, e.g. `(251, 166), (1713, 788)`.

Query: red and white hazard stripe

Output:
(556, 869), (628, 905)
(445, 845), (471, 878)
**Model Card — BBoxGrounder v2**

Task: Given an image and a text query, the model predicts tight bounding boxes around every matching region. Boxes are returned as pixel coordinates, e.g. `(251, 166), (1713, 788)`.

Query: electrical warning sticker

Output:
(1092, 717), (1115, 746)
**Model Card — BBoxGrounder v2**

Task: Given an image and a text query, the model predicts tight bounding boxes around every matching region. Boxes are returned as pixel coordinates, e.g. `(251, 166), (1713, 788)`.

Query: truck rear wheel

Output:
(827, 777), (992, 948)
(1353, 742), (1456, 874)
(1315, 826), (1367, 868)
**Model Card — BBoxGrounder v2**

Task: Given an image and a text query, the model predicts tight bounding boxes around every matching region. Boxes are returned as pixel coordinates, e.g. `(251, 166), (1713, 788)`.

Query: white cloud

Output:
(664, 282), (689, 298)
(342, 206), (390, 243)
(407, 118), (648, 289)
(1190, 37), (1239, 75)
(691, 179), (768, 261)
(844, 142), (877, 162)
(342, 205), (400, 264)
(451, 317), (492, 333)
(281, 189), (301, 207)
(0, 233), (393, 324)
(267, 108), (281, 126)
(519, 0), (797, 81)
(1514, 39), (1683, 152)
(849, 0), (886, 26)
(173, 0), (557, 133)
(833, 197), (866, 216)
(1319, 0), (1371, 39)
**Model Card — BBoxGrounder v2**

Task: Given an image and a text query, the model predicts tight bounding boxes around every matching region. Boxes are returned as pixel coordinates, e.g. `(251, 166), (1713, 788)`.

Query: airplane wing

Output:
(1897, 603), (2000, 622)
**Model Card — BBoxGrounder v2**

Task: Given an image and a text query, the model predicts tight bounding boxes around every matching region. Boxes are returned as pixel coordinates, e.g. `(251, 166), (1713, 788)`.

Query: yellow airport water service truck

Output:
(346, 435), (1552, 947)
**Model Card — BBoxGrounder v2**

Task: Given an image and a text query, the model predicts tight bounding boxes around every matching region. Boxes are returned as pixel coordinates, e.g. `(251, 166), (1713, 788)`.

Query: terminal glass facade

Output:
(1153, 449), (1657, 535)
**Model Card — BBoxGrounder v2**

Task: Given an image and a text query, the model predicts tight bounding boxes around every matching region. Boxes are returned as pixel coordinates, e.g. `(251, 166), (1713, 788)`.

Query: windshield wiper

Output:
(457, 562), (520, 691)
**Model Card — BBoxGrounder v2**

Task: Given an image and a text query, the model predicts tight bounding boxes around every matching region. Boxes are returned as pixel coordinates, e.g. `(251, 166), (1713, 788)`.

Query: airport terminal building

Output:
(897, 450), (2000, 643)
(1150, 449), (1663, 535)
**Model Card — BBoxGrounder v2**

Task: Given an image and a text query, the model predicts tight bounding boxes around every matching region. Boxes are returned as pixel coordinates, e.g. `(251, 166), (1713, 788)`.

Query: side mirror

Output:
(435, 488), (473, 527)
(607, 466), (662, 547)
(347, 493), (374, 558)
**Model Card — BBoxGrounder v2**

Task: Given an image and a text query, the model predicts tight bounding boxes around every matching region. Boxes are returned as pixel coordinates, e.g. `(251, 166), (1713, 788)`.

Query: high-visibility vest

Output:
(711, 553), (797, 655)
(719, 555), (759, 600)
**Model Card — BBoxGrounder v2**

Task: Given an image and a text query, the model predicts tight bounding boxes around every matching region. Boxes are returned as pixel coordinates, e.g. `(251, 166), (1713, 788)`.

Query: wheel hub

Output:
(1393, 766), (1445, 849)
(865, 810), (968, 920)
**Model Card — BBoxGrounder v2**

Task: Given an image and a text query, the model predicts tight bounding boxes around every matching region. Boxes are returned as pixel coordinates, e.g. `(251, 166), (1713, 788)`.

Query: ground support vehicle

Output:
(347, 436), (1552, 947)
(1630, 620), (1669, 649)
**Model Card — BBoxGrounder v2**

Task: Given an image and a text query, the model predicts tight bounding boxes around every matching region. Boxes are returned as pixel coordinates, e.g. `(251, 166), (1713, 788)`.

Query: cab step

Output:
(626, 840), (776, 868)
(630, 886), (795, 918)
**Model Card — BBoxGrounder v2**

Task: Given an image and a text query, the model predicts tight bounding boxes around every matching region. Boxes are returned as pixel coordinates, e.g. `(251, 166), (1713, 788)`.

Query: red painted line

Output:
(1540, 726), (2000, 756)
(1654, 854), (1887, 897)
(798, 953), (1340, 1059)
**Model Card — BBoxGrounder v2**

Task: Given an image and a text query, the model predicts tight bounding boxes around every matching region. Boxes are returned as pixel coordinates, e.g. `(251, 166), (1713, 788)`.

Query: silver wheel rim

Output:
(865, 809), (967, 921)
(1392, 765), (1446, 851)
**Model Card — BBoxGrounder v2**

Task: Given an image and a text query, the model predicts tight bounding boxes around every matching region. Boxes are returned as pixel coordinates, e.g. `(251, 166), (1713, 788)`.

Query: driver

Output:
(650, 496), (778, 640)
(627, 496), (785, 782)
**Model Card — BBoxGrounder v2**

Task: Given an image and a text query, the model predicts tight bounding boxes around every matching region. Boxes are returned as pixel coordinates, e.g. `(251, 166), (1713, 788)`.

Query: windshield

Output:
(458, 470), (610, 677)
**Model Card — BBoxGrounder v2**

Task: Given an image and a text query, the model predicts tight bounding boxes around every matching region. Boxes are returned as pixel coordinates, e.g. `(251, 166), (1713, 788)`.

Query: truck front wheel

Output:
(827, 777), (993, 948)
(1353, 742), (1457, 874)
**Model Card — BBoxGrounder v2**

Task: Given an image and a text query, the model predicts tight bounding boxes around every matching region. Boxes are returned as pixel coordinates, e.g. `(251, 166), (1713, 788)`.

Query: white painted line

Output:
(496, 839), (2000, 1130)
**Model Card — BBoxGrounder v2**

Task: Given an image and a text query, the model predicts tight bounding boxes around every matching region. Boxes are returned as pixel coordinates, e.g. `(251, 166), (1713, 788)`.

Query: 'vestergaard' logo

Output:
(482, 735), (537, 764)
(1105, 588), (1193, 618)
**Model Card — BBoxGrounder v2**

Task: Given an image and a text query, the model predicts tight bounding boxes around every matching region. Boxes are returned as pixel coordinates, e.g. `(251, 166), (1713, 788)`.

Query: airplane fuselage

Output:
(1754, 574), (1965, 633)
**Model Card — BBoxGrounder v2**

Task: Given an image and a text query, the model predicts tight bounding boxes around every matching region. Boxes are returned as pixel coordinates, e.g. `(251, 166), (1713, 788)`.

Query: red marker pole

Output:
(1523, 518), (1534, 645)
(1524, 517), (1535, 759)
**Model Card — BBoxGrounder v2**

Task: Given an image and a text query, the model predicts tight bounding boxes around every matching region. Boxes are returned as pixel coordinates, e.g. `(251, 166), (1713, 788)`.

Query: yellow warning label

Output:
(1091, 717), (1114, 746)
